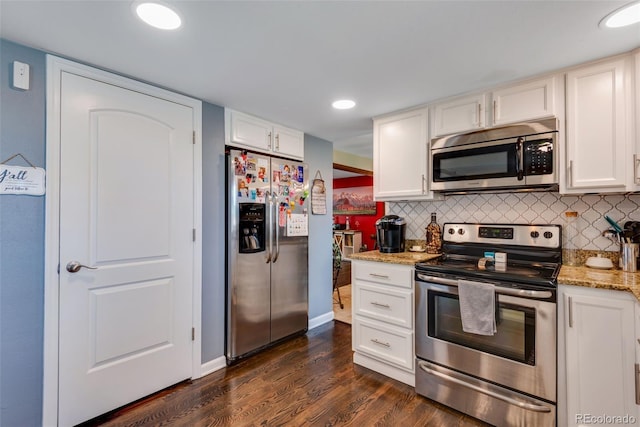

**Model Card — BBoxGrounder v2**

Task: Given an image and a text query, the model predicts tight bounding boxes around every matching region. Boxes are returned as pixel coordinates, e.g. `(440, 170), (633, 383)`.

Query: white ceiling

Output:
(1, 1), (638, 160)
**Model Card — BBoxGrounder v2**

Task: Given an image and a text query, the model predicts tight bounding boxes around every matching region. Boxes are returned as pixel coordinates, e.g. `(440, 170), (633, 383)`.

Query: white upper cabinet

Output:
(563, 56), (632, 193)
(225, 109), (304, 160)
(633, 49), (640, 191)
(491, 76), (558, 126)
(272, 125), (305, 160)
(432, 93), (486, 137)
(432, 76), (559, 137)
(227, 109), (272, 152)
(373, 107), (440, 201)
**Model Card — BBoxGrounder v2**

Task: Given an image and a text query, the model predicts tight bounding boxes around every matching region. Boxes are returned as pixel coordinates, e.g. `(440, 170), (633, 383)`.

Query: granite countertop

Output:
(348, 250), (441, 266)
(349, 249), (640, 301)
(558, 265), (640, 301)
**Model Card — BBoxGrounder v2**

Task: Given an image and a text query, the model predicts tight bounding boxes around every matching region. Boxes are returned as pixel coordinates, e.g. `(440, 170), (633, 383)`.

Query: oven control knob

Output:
(458, 229), (465, 235)
(544, 231), (553, 239)
(530, 231), (540, 238)
(448, 228), (455, 235)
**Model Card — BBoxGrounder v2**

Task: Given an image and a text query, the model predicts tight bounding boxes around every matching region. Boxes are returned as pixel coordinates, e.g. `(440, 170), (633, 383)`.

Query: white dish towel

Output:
(457, 279), (497, 336)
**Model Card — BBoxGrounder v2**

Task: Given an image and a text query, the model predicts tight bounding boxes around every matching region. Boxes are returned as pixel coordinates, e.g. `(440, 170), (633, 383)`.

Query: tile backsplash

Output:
(387, 192), (640, 252)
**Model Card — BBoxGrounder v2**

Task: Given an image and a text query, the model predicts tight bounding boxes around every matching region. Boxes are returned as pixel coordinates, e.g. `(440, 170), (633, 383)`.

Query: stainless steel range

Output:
(415, 223), (561, 426)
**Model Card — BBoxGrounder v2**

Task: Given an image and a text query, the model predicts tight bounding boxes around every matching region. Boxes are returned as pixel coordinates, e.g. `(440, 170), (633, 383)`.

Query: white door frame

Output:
(43, 55), (203, 426)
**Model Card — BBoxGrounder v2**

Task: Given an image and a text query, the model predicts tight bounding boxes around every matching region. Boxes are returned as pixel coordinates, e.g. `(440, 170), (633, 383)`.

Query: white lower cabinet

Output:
(351, 260), (415, 386)
(558, 285), (639, 426)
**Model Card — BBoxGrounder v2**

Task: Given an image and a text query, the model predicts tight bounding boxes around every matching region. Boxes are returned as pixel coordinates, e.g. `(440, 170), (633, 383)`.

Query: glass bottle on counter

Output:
(563, 211), (580, 266)
(425, 212), (442, 254)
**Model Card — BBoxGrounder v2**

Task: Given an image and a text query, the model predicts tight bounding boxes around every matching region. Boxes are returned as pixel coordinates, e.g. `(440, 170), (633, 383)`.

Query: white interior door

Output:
(58, 71), (195, 426)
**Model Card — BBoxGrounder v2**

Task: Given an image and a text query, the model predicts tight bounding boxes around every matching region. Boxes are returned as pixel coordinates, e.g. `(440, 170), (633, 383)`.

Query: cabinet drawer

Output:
(353, 261), (412, 289)
(354, 318), (414, 371)
(354, 282), (413, 328)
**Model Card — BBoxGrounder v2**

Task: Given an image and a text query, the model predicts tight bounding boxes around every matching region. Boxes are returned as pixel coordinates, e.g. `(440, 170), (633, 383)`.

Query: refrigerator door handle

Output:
(272, 192), (280, 263)
(265, 191), (272, 263)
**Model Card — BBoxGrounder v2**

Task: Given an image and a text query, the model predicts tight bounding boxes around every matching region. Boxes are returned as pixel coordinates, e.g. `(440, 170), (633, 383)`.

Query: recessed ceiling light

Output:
(332, 99), (356, 110)
(134, 2), (182, 30)
(601, 1), (640, 28)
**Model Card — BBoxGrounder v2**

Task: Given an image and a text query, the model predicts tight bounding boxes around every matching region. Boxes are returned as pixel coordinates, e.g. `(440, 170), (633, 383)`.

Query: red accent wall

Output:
(333, 176), (385, 251)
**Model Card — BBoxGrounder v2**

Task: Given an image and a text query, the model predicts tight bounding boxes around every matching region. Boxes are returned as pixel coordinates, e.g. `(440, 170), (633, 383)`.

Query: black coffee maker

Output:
(376, 215), (407, 253)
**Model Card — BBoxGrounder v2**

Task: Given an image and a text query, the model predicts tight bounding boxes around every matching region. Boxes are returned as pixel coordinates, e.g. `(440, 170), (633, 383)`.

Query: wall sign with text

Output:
(0, 164), (46, 196)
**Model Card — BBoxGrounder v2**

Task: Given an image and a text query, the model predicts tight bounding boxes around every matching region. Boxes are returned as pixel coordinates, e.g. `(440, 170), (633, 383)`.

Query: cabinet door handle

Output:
(422, 174), (425, 194)
(634, 154), (640, 185)
(370, 301), (391, 308)
(477, 104), (482, 127)
(369, 273), (389, 279)
(568, 160), (574, 187)
(568, 296), (574, 328)
(493, 99), (497, 124)
(275, 133), (280, 151)
(267, 131), (272, 149)
(635, 363), (640, 405)
(371, 338), (391, 348)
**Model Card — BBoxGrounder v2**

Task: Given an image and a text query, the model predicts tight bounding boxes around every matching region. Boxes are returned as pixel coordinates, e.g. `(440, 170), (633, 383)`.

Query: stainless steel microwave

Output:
(430, 118), (558, 193)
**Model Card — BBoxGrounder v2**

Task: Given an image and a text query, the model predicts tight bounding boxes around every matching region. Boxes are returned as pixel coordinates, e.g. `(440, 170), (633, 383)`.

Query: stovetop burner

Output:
(415, 223), (562, 288)
(415, 255), (560, 287)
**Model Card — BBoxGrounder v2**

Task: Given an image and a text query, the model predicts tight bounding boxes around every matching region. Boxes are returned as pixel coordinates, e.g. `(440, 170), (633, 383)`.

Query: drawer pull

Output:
(371, 338), (391, 348)
(369, 273), (390, 279)
(370, 301), (390, 308)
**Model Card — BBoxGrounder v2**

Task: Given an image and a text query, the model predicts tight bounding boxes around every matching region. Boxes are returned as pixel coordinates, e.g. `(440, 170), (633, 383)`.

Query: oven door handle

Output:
(416, 274), (553, 299)
(418, 361), (552, 413)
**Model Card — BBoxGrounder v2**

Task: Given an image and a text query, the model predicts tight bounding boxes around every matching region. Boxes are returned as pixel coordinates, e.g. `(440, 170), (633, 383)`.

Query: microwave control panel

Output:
(524, 139), (554, 176)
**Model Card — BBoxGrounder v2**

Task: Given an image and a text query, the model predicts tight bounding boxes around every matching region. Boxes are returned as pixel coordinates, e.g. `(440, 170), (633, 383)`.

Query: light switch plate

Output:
(13, 61), (30, 90)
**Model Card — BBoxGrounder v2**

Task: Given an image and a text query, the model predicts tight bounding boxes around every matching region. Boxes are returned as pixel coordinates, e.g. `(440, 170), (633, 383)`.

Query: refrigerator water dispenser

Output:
(239, 203), (265, 253)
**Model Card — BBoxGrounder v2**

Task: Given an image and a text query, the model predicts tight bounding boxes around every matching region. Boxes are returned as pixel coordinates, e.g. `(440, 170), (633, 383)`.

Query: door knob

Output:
(66, 261), (97, 273)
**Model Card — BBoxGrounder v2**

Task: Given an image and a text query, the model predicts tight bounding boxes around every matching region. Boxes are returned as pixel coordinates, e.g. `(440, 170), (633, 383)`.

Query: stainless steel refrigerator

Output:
(226, 148), (309, 363)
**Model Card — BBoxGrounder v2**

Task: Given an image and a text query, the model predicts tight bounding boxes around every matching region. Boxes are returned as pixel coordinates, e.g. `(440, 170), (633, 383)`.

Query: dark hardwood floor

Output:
(80, 321), (490, 426)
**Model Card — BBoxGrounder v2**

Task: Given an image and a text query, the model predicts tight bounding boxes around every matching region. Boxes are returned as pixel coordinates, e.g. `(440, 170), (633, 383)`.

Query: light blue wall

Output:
(0, 39), (228, 425)
(201, 102), (226, 361)
(0, 38), (335, 424)
(304, 135), (334, 320)
(0, 39), (47, 427)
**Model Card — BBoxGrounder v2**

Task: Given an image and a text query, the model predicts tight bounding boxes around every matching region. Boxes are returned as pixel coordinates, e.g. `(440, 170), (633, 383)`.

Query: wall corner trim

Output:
(200, 356), (227, 377)
(309, 311), (334, 330)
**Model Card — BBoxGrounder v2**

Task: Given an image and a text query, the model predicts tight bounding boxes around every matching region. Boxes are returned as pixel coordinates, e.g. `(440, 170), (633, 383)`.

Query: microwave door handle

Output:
(516, 137), (524, 181)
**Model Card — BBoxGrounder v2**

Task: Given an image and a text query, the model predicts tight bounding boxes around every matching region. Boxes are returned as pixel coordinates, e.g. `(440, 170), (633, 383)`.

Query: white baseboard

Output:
(200, 355), (226, 377)
(199, 312), (335, 378)
(309, 311), (334, 329)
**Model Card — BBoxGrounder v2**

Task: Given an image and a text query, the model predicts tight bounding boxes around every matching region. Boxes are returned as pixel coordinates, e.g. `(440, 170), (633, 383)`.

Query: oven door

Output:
(415, 275), (556, 403)
(431, 138), (521, 191)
